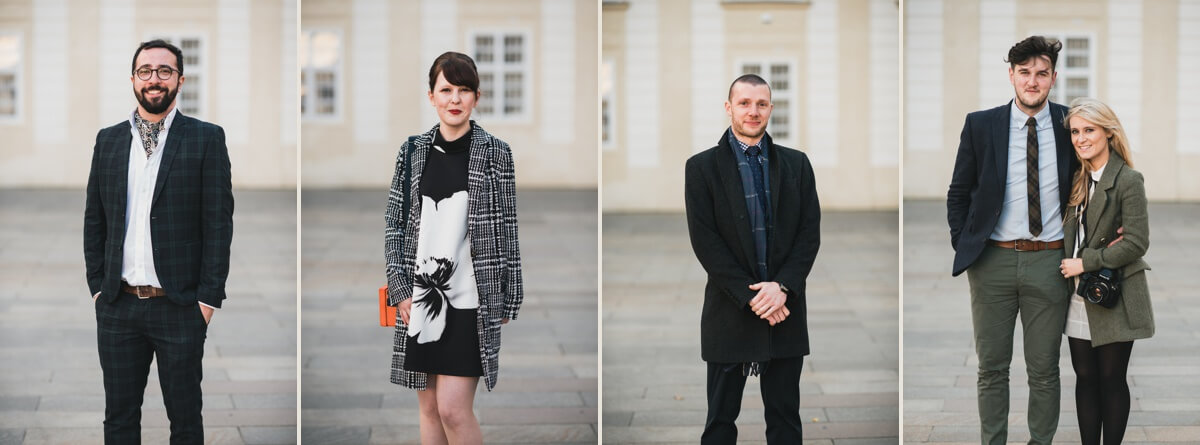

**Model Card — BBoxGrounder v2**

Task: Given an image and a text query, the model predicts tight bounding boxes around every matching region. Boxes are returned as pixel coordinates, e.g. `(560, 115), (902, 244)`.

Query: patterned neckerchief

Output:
(133, 113), (166, 158)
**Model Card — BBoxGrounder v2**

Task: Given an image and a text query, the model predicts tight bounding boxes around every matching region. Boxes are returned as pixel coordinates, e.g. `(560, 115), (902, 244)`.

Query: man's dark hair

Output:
(727, 74), (770, 100)
(428, 51), (480, 93)
(1005, 36), (1062, 71)
(131, 39), (184, 75)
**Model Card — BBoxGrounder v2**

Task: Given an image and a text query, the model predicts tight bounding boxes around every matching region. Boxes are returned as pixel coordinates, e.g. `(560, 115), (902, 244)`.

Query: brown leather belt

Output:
(122, 282), (166, 298)
(988, 239), (1064, 252)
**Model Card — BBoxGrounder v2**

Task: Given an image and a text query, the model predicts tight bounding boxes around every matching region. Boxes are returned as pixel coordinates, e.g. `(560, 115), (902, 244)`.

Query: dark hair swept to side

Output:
(131, 39), (184, 75)
(727, 73), (770, 100)
(428, 51), (480, 93)
(1005, 35), (1062, 71)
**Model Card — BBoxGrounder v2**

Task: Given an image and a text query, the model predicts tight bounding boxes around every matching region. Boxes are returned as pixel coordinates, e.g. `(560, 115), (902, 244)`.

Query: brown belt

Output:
(122, 282), (167, 298)
(987, 239), (1064, 252)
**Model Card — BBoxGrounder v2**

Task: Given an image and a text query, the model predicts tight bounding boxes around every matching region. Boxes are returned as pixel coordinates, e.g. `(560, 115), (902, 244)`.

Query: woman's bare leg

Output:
(417, 378), (449, 445)
(434, 375), (481, 445)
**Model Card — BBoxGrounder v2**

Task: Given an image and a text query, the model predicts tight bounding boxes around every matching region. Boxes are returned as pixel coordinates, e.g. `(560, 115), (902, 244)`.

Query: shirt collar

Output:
(1090, 162), (1107, 181)
(727, 127), (768, 156)
(1010, 100), (1051, 130)
(128, 106), (179, 132)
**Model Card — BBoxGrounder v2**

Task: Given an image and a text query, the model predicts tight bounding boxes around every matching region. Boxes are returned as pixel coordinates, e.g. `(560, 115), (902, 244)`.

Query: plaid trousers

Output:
(96, 291), (208, 444)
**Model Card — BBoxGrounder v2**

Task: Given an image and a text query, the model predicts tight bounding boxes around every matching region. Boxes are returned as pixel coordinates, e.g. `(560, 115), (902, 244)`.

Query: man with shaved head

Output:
(684, 74), (821, 444)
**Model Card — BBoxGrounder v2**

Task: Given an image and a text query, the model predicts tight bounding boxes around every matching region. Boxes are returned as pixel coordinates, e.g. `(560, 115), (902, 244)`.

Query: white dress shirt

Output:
(120, 107), (216, 310)
(990, 101), (1065, 242)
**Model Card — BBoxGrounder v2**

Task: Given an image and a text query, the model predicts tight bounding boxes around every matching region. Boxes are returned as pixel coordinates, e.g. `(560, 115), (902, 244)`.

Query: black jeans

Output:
(702, 356), (804, 445)
(97, 292), (208, 444)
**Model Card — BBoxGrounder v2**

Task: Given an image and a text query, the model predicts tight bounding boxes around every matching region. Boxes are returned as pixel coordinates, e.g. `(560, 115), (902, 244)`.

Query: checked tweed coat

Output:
(385, 122), (524, 391)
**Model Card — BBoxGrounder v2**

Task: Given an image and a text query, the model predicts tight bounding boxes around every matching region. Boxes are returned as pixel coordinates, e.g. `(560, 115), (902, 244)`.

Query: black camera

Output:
(1077, 268), (1121, 308)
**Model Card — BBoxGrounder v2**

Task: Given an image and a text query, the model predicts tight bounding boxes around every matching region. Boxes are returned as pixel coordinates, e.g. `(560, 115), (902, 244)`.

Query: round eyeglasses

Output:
(135, 67), (179, 81)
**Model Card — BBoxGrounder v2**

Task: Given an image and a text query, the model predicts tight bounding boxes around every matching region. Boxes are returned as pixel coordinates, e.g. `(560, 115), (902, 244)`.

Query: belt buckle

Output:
(136, 287), (151, 299)
(1014, 239), (1032, 251)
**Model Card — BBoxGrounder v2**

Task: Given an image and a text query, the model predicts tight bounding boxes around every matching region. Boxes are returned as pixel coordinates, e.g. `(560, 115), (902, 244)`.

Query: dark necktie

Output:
(1026, 116), (1042, 237)
(746, 145), (767, 216)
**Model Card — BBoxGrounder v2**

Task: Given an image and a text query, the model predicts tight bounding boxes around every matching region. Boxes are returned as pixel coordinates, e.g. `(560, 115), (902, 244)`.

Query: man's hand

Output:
(1107, 226), (1125, 248)
(199, 304), (214, 325)
(398, 299), (412, 325)
(748, 282), (788, 322)
(92, 292), (100, 302)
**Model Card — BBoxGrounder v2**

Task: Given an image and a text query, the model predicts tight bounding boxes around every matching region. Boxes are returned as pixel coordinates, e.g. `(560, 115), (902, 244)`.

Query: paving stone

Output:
(603, 212), (899, 442)
(0, 190), (298, 436)
(239, 426), (298, 445)
(301, 190), (598, 442)
(302, 426), (371, 444)
(904, 200), (1200, 443)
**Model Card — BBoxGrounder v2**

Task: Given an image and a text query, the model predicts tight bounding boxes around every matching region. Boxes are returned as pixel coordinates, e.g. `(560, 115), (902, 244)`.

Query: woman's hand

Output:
(1061, 258), (1085, 278)
(398, 299), (412, 325)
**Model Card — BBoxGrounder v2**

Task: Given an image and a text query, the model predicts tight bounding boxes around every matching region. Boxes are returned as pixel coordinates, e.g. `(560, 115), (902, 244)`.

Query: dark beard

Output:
(135, 85), (179, 115)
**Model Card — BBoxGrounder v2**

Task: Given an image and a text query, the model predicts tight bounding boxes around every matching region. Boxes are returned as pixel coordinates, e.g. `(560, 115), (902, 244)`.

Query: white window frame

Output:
(0, 31), (23, 123)
(732, 59), (799, 147)
(300, 28), (344, 122)
(145, 33), (208, 119)
(602, 58), (616, 150)
(1041, 33), (1096, 106)
(468, 29), (533, 123)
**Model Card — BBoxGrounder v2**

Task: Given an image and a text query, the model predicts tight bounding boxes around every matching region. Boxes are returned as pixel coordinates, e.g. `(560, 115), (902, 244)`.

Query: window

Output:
(0, 32), (20, 121)
(471, 31), (531, 120)
(300, 29), (342, 120)
(737, 61), (794, 141)
(1049, 35), (1093, 105)
(148, 35), (206, 117)
(601, 59), (615, 149)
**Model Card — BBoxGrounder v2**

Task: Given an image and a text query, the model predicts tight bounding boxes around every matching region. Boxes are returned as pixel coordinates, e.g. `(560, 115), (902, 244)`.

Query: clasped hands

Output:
(748, 282), (789, 326)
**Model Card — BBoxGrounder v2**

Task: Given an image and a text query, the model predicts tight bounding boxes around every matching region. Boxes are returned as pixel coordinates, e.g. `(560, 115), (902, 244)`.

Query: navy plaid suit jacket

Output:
(84, 112), (234, 308)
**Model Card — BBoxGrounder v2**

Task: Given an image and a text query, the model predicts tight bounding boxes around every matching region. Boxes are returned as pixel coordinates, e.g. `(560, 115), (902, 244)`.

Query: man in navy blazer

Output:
(685, 74), (821, 444)
(84, 40), (233, 444)
(947, 36), (1079, 445)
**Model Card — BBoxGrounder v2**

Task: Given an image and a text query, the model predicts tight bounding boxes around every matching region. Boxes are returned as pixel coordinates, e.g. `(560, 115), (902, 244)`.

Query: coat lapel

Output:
(766, 133), (781, 227)
(151, 112), (187, 207)
(1051, 102), (1074, 211)
(1084, 156), (1124, 245)
(714, 132), (757, 270)
(991, 102), (1011, 188)
(113, 127), (133, 232)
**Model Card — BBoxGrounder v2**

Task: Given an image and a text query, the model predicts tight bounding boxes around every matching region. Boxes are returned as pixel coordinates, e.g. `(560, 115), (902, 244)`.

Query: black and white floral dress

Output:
(403, 129), (484, 377)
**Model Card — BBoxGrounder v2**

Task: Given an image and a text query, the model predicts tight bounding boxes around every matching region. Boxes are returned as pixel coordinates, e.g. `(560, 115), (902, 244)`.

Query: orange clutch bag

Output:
(379, 286), (396, 327)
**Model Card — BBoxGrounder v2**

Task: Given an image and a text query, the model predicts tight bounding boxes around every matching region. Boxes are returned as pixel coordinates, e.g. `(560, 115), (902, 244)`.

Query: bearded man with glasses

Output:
(84, 39), (234, 444)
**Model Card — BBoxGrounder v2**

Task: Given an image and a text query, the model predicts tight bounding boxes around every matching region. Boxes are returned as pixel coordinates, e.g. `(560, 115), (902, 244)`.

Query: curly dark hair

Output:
(1005, 36), (1062, 71)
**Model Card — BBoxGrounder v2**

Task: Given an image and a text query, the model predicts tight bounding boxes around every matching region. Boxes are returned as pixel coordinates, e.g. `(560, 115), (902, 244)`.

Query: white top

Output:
(1065, 164), (1107, 340)
(991, 101), (1065, 242)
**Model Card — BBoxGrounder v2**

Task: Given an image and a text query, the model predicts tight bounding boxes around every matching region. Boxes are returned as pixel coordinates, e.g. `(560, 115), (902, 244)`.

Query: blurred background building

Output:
(904, 0), (1200, 201)
(602, 0), (900, 211)
(300, 0), (598, 189)
(0, 0), (298, 189)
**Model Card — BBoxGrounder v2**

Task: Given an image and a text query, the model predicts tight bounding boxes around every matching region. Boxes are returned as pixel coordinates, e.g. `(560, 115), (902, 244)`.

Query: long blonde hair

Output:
(1064, 97), (1134, 208)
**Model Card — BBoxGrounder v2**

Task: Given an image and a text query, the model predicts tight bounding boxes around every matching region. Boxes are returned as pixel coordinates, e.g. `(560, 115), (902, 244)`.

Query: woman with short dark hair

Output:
(384, 51), (524, 444)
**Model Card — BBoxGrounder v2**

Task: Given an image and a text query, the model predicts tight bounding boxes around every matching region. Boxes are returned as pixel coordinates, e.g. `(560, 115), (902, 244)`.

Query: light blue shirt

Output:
(990, 101), (1064, 242)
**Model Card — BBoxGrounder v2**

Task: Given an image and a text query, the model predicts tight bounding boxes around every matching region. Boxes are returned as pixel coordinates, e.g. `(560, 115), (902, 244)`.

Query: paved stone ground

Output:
(602, 211), (899, 444)
(904, 199), (1200, 444)
(300, 190), (598, 444)
(0, 190), (297, 445)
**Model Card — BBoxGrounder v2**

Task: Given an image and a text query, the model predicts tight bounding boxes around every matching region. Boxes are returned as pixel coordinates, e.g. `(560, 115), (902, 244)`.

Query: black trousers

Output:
(702, 356), (805, 445)
(96, 292), (208, 445)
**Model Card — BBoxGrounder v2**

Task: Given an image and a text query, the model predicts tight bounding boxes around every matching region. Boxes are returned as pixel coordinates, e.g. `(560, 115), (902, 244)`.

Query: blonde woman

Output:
(1058, 97), (1153, 445)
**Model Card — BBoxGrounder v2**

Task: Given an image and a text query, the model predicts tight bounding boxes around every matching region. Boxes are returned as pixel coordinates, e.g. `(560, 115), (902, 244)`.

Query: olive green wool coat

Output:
(1063, 154), (1154, 346)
